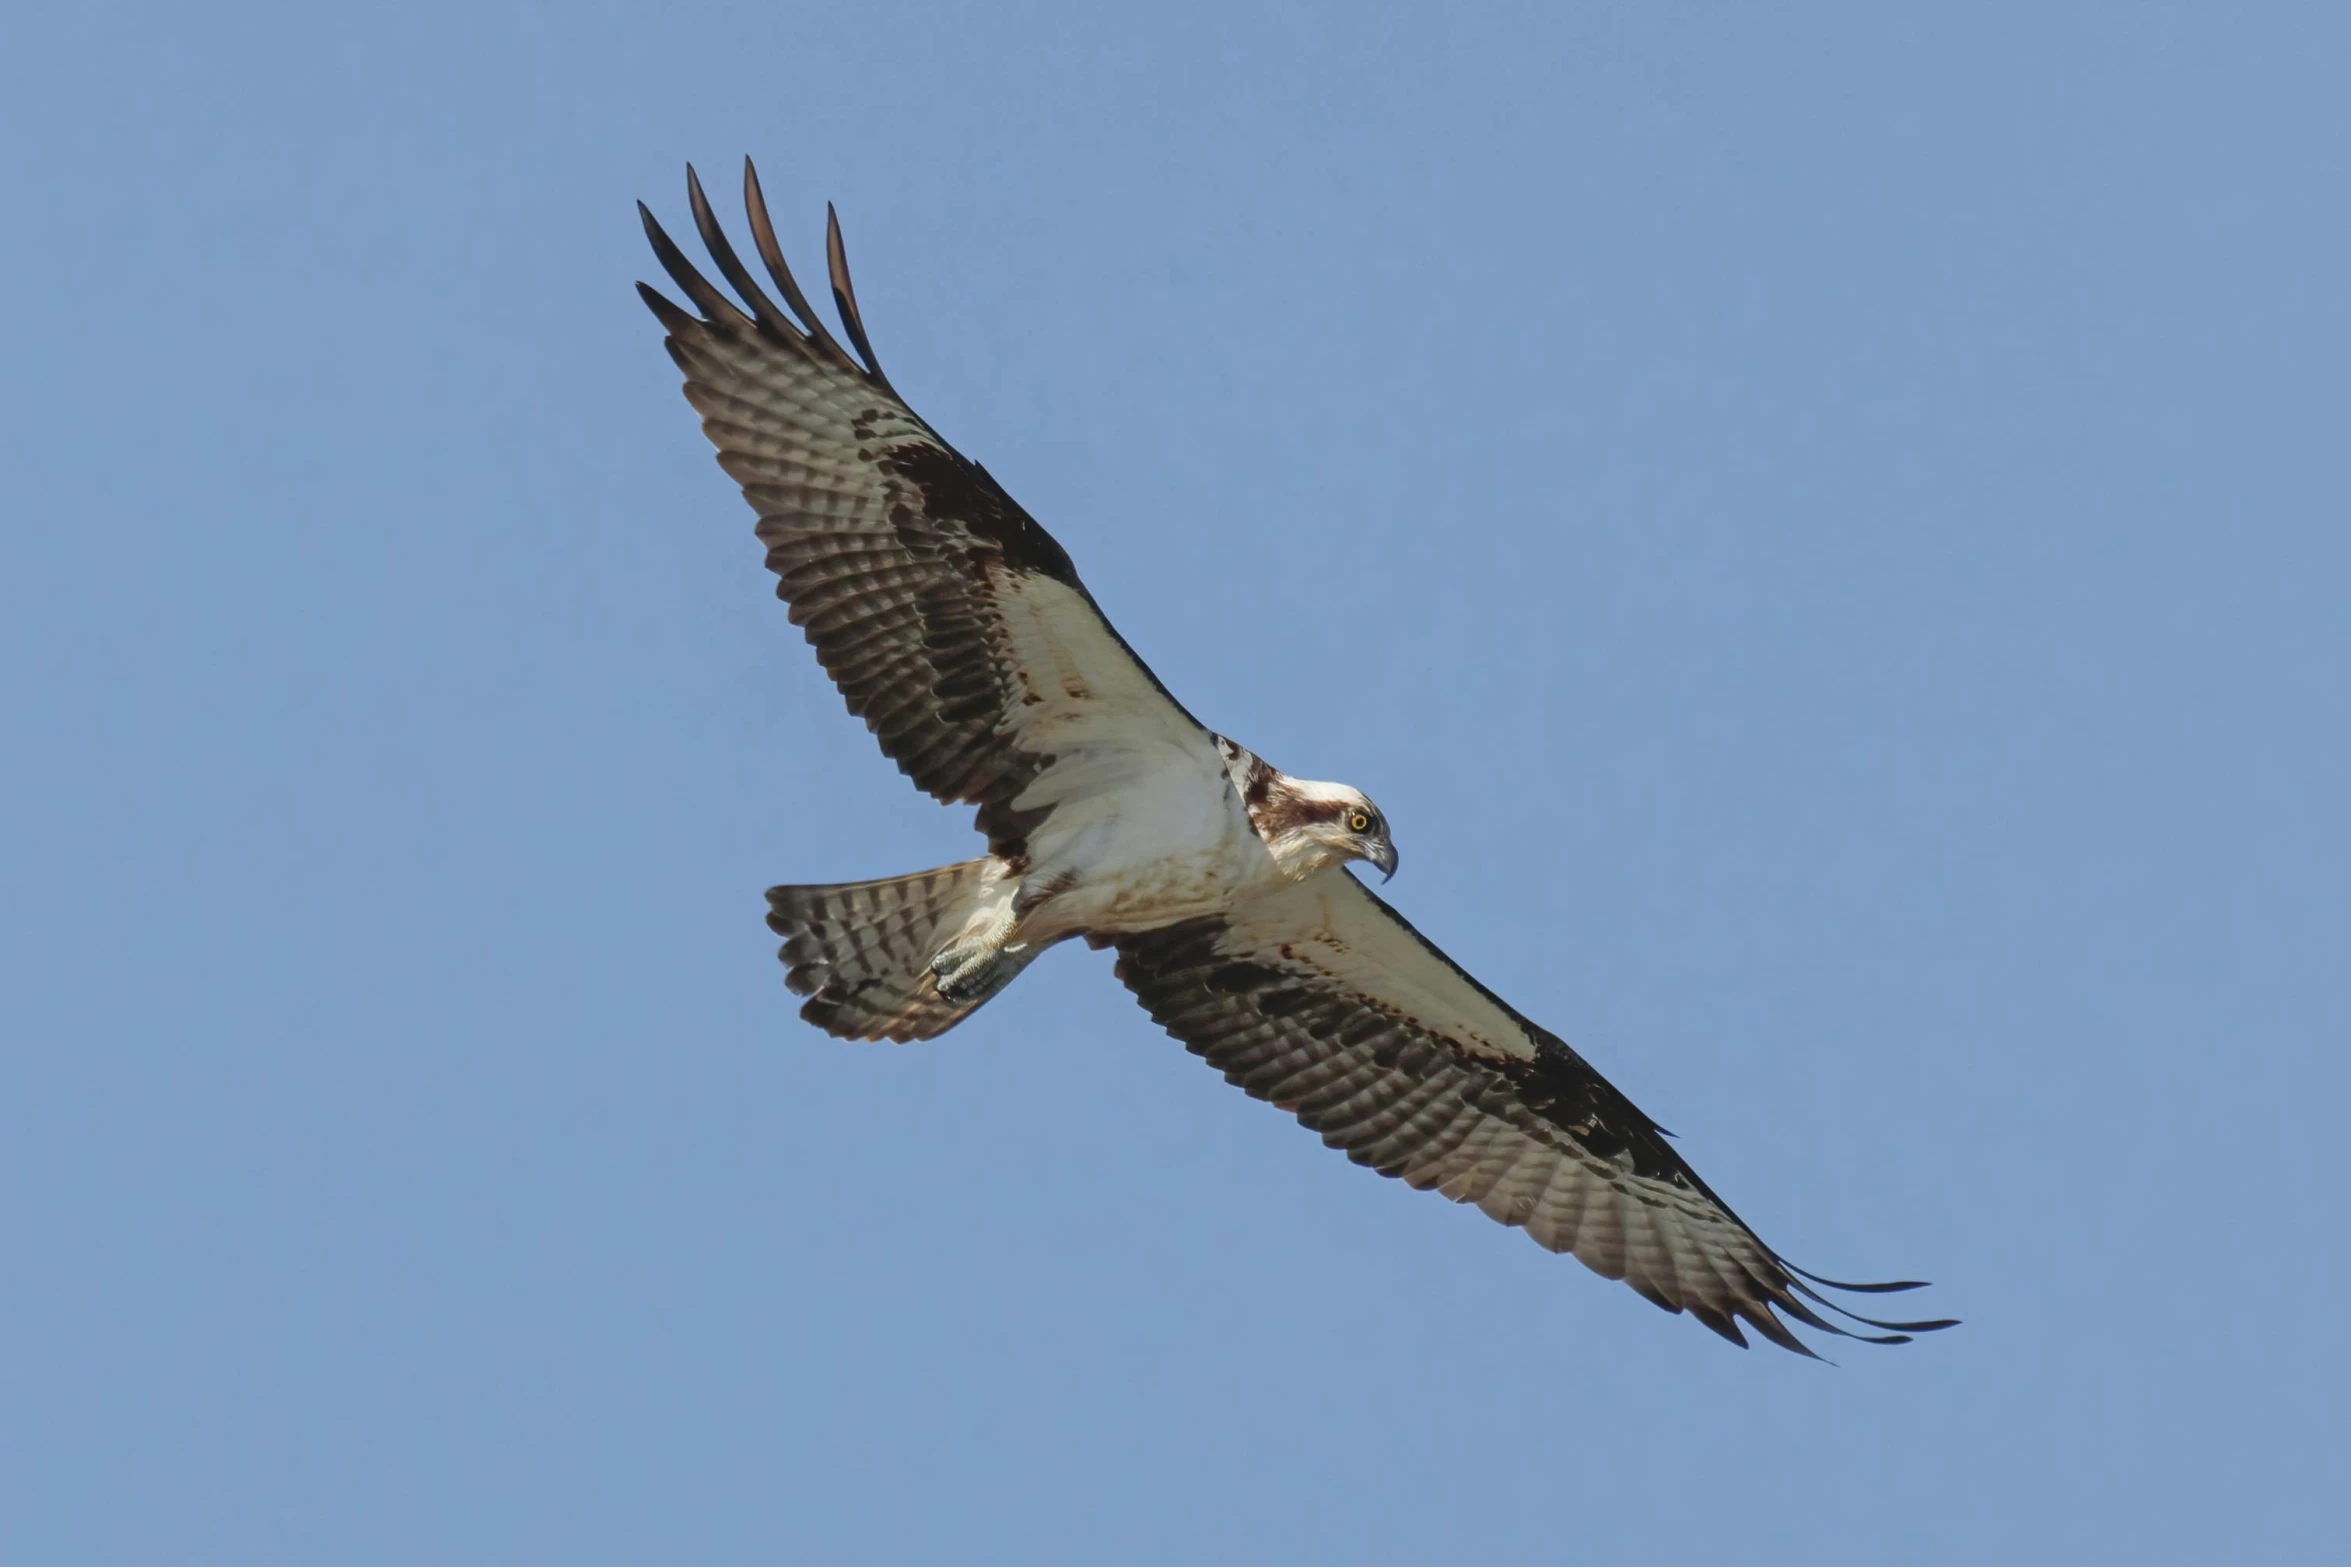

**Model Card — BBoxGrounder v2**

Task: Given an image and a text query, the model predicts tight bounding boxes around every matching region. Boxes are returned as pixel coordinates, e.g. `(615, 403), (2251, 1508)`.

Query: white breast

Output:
(1014, 738), (1268, 938)
(982, 572), (1276, 937)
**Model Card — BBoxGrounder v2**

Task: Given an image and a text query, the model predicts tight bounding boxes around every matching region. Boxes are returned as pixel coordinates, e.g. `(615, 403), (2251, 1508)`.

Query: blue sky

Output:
(6, 3), (2346, 1561)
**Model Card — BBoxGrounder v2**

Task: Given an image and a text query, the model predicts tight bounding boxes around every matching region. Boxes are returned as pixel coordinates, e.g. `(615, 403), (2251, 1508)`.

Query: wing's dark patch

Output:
(1113, 909), (1955, 1356)
(873, 438), (1080, 586)
(1497, 1034), (1678, 1180)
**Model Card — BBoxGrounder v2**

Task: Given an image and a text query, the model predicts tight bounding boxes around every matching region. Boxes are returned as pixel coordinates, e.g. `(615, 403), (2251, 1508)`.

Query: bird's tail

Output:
(765, 859), (1033, 1042)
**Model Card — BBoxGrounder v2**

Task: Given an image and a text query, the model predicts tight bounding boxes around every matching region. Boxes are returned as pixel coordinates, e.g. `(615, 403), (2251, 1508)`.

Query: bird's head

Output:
(1259, 777), (1399, 883)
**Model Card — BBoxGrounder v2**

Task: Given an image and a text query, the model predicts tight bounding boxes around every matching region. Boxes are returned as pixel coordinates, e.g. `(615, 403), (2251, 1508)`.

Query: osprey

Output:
(638, 161), (1953, 1356)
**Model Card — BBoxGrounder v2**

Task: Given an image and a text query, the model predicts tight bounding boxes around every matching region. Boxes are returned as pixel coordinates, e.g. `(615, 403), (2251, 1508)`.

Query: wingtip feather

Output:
(741, 158), (858, 369)
(635, 280), (697, 334)
(823, 202), (896, 394)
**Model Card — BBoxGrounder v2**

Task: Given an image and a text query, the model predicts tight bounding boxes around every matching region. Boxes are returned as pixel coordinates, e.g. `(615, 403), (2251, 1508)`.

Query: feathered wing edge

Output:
(1350, 882), (1961, 1355)
(634, 163), (1079, 861)
(635, 161), (1216, 864)
(1115, 892), (1957, 1358)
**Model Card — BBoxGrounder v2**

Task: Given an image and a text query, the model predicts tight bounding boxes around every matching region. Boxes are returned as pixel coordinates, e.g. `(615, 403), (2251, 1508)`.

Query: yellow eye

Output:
(1347, 811), (1370, 833)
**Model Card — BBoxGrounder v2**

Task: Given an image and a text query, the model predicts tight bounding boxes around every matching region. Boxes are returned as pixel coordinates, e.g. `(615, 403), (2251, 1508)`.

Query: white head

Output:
(1253, 775), (1399, 884)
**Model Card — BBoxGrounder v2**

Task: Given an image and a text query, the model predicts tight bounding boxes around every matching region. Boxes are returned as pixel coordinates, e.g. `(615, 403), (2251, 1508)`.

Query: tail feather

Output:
(765, 860), (1021, 1042)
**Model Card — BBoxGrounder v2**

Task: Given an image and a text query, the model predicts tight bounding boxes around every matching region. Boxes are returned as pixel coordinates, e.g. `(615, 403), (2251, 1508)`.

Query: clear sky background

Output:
(6, 4), (2346, 1562)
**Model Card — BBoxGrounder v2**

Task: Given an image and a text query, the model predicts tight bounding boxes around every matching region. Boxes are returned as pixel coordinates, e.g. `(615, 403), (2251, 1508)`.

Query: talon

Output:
(936, 959), (997, 1003)
(929, 944), (1003, 1004)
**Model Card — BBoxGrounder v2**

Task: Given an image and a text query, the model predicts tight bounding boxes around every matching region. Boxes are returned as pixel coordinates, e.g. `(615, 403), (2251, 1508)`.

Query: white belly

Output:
(1006, 732), (1273, 942)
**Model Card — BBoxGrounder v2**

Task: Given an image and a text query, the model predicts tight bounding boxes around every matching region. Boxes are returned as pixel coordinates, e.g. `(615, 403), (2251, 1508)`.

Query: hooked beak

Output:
(1367, 837), (1398, 882)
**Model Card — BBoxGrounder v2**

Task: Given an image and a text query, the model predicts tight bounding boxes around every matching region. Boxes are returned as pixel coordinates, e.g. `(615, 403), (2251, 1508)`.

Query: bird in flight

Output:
(637, 160), (1953, 1356)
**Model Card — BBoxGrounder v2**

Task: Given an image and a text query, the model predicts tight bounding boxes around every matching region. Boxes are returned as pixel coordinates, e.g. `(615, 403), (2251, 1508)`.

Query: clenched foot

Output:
(930, 944), (1009, 1005)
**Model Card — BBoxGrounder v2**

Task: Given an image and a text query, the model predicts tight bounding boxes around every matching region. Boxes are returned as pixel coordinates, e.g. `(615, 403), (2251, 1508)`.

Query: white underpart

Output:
(951, 573), (1297, 951)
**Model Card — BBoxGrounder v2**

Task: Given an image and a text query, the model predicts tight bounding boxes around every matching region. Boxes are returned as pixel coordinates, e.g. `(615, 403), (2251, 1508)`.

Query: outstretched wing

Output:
(1114, 873), (1954, 1355)
(638, 161), (1212, 859)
